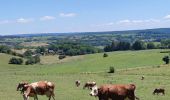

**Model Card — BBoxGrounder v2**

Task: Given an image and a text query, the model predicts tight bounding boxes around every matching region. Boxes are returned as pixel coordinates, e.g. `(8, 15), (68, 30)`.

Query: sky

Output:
(0, 0), (170, 35)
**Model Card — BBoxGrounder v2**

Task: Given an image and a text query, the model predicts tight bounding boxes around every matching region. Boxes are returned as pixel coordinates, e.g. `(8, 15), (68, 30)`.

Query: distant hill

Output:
(3, 28), (170, 37)
(1, 28), (170, 47)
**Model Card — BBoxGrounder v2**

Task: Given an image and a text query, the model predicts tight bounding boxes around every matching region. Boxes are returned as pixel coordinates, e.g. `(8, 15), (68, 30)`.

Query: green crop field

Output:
(0, 49), (170, 100)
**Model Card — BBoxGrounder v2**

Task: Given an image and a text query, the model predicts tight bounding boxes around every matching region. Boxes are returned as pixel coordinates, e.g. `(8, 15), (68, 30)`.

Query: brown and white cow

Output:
(90, 84), (139, 100)
(83, 81), (96, 89)
(75, 80), (81, 87)
(17, 81), (55, 100)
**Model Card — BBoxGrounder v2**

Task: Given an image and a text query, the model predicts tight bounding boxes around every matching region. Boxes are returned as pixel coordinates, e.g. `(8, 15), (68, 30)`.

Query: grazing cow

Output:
(83, 82), (96, 89)
(153, 88), (165, 95)
(75, 80), (81, 87)
(17, 81), (55, 100)
(90, 84), (139, 100)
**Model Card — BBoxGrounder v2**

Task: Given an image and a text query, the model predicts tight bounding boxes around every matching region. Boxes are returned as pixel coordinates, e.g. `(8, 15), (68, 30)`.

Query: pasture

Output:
(0, 49), (170, 100)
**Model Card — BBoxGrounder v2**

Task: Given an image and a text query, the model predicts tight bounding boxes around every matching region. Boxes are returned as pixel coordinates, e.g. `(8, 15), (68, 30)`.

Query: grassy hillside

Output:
(0, 49), (170, 100)
(37, 49), (167, 74)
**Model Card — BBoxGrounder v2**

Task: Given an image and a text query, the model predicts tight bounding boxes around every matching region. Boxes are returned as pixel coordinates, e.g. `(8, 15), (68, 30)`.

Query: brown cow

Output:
(83, 81), (96, 89)
(75, 80), (81, 87)
(17, 81), (55, 100)
(153, 88), (165, 95)
(90, 84), (139, 100)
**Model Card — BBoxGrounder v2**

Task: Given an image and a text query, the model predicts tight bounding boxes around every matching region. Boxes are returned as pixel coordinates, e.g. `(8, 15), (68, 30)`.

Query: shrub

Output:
(162, 56), (170, 64)
(58, 55), (66, 60)
(0, 45), (11, 54)
(23, 50), (33, 58)
(25, 55), (40, 65)
(9, 57), (23, 65)
(103, 53), (108, 57)
(108, 66), (115, 73)
(25, 59), (34, 65)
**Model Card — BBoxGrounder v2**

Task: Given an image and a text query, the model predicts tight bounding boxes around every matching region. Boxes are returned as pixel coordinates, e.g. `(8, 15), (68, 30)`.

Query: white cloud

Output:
(0, 20), (11, 24)
(164, 15), (170, 19)
(40, 16), (56, 21)
(59, 13), (77, 17)
(131, 20), (143, 23)
(16, 18), (34, 23)
(117, 19), (160, 25)
(118, 20), (131, 24)
(93, 22), (114, 27)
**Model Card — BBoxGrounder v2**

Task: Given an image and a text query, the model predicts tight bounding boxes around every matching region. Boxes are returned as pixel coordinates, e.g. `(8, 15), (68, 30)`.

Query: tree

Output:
(161, 39), (170, 48)
(147, 42), (156, 49)
(132, 40), (146, 50)
(117, 41), (131, 50)
(0, 45), (11, 54)
(162, 56), (170, 64)
(110, 40), (118, 51)
(36, 46), (46, 54)
(24, 50), (33, 57)
(25, 55), (40, 65)
(104, 41), (131, 52)
(9, 57), (23, 65)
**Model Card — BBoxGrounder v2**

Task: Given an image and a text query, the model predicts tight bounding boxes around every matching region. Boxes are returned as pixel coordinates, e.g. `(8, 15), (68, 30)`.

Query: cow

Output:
(83, 81), (96, 89)
(17, 81), (55, 100)
(90, 84), (139, 100)
(75, 80), (81, 87)
(153, 88), (165, 95)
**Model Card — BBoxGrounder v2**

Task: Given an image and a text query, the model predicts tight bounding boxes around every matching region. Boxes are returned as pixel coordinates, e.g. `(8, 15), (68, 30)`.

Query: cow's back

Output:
(99, 84), (135, 96)
(30, 81), (48, 95)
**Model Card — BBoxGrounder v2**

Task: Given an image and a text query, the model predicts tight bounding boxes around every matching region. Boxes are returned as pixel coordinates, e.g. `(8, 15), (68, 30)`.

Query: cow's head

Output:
(90, 86), (98, 97)
(17, 82), (28, 91)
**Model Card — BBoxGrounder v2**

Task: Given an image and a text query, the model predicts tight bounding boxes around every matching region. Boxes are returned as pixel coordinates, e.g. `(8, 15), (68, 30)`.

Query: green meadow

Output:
(0, 49), (170, 100)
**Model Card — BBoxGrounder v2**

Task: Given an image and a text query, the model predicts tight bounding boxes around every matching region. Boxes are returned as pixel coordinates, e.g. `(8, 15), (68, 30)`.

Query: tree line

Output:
(47, 42), (102, 56)
(1, 39), (170, 65)
(104, 40), (158, 52)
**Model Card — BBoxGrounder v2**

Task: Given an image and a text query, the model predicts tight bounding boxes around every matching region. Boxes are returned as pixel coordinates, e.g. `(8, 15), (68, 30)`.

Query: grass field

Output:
(0, 49), (170, 100)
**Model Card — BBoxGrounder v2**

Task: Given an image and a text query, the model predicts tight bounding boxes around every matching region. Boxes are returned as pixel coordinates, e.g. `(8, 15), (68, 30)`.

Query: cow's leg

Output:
(98, 96), (108, 100)
(48, 92), (55, 100)
(51, 91), (55, 100)
(23, 94), (26, 100)
(128, 92), (135, 100)
(51, 94), (55, 100)
(162, 91), (165, 95)
(48, 96), (51, 100)
(23, 94), (29, 100)
(34, 95), (38, 100)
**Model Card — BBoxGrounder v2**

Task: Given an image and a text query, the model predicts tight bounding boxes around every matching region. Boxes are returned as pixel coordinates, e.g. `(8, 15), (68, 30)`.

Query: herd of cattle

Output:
(16, 76), (165, 100)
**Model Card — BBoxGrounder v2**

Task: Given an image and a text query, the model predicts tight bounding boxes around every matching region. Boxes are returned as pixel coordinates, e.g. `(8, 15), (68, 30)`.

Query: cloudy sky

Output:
(0, 0), (170, 35)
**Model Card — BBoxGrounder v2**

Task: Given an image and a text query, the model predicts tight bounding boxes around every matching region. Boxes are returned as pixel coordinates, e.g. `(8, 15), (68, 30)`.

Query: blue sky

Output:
(0, 0), (170, 35)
